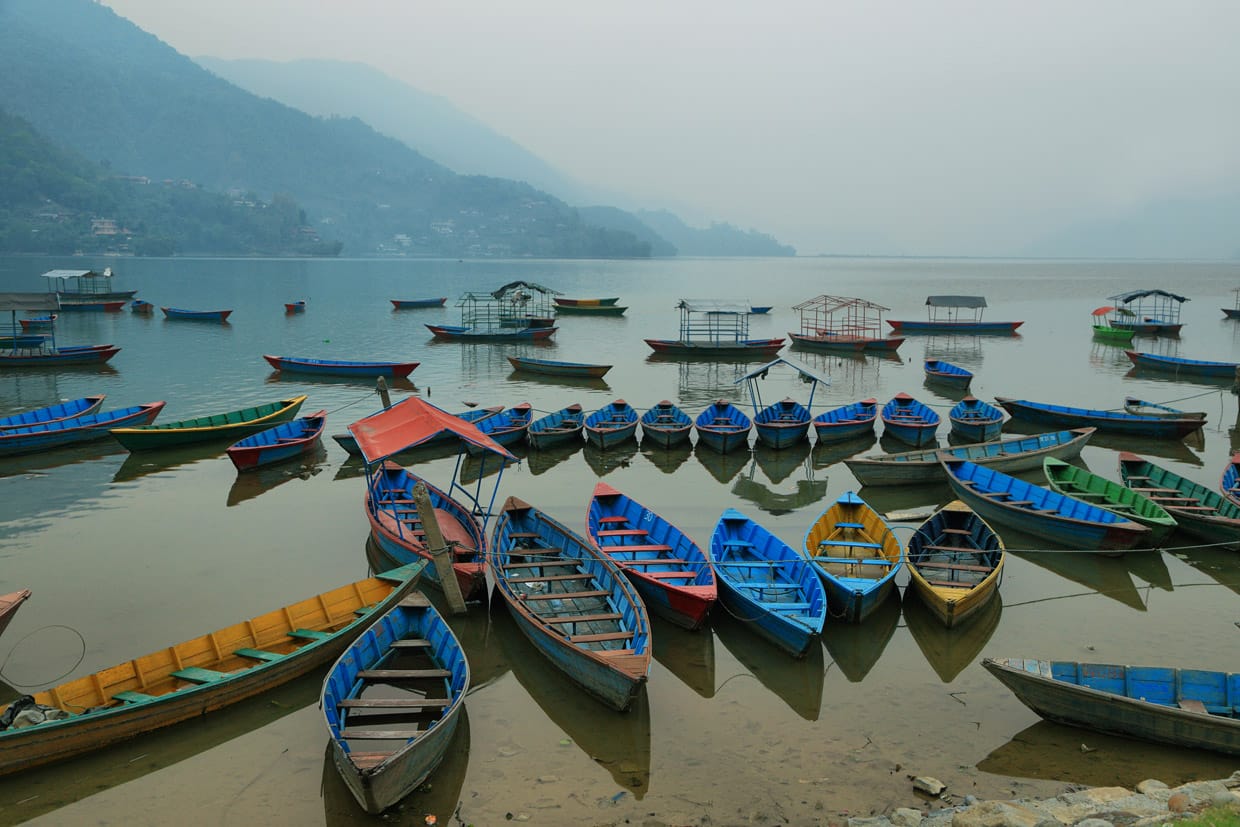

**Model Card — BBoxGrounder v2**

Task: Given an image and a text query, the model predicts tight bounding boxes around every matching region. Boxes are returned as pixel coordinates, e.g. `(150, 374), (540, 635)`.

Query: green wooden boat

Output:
(1042, 457), (1177, 544)
(1091, 325), (1135, 343)
(110, 395), (307, 451)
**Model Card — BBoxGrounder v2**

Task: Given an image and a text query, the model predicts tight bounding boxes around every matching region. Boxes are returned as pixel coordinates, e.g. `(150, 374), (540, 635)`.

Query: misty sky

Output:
(102, 1), (1240, 256)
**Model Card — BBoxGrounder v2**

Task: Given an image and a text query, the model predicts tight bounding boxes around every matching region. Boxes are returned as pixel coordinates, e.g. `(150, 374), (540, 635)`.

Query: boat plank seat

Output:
(358, 669), (452, 680)
(340, 729), (421, 741)
(234, 648), (284, 662)
(1166, 505), (1218, 511)
(818, 539), (883, 549)
(940, 528), (972, 535)
(622, 558), (689, 565)
(399, 593), (431, 608)
(813, 556), (893, 566)
(925, 579), (972, 588)
(509, 573), (595, 584)
(917, 561), (993, 573)
(769, 603), (813, 611)
(389, 638), (432, 649)
(505, 546), (563, 556)
(719, 560), (784, 568)
(834, 522), (866, 529)
(642, 571), (697, 580)
(608, 543), (673, 552)
(1179, 699), (1209, 714)
(504, 561), (577, 569)
(544, 612), (622, 624)
(173, 666), (229, 683)
(920, 544), (986, 553)
(1003, 500), (1035, 507)
(338, 698), (450, 709)
(723, 539), (754, 548)
(597, 529), (648, 538)
(113, 690), (158, 703)
(348, 752), (393, 770)
(598, 516), (629, 524)
(1130, 486), (1179, 493)
(521, 589), (610, 601)
(288, 628), (331, 641)
(507, 532), (541, 539)
(275, 437), (303, 442)
(569, 631), (634, 643)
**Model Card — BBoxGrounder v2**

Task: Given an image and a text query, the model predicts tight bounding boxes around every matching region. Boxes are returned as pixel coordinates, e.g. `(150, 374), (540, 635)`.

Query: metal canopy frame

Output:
(674, 298), (754, 343)
(923, 295), (988, 324)
(792, 294), (890, 338)
(1104, 289), (1188, 325)
(734, 356), (831, 419)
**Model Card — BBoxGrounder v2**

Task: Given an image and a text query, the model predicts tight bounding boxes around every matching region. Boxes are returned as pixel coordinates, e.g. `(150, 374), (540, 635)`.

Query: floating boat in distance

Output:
(553, 297), (620, 307)
(996, 396), (1205, 439)
(1122, 397), (1207, 420)
(812, 398), (878, 444)
(646, 337), (783, 356)
(881, 392), (939, 447)
(391, 298), (447, 309)
(888, 296), (1023, 334)
(694, 400), (752, 453)
(284, 300), (306, 313)
(787, 330), (904, 352)
(130, 300), (154, 314)
(58, 301), (126, 312)
(110, 395), (306, 451)
(426, 323), (556, 341)
(0, 589), (32, 639)
(0, 344), (121, 367)
(803, 491), (903, 623)
(227, 410), (327, 472)
(322, 591), (469, 815)
(1106, 289), (1187, 336)
(1089, 305), (1133, 343)
(905, 500), (1005, 628)
(639, 401), (692, 448)
(983, 657), (1240, 756)
(506, 355), (612, 378)
(162, 306), (232, 322)
(0, 562), (426, 777)
(1042, 457), (1177, 544)
(1118, 452), (1240, 549)
(18, 314), (56, 331)
(647, 298), (783, 357)
(0, 395), (105, 429)
(749, 306), (773, 314)
(263, 355), (419, 378)
(0, 401), (165, 457)
(1124, 350), (1239, 379)
(584, 400), (640, 449)
(924, 359), (973, 389)
(554, 303), (628, 316)
(949, 396), (1004, 443)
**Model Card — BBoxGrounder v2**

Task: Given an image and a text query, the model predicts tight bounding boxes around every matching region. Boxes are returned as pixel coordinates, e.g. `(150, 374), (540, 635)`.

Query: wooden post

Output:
(1233, 366), (1240, 397)
(376, 376), (392, 409)
(410, 481), (467, 615)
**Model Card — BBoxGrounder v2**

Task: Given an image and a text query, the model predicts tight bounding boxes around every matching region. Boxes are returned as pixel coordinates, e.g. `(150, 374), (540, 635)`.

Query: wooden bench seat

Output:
(234, 648), (283, 662)
(521, 589), (610, 601)
(940, 528), (972, 535)
(504, 561), (576, 569)
(509, 573), (594, 584)
(544, 612), (622, 625)
(622, 558), (689, 565)
(113, 690), (158, 703)
(506, 531), (541, 539)
(389, 638), (432, 649)
(924, 579), (973, 588)
(834, 522), (866, 530)
(819, 538), (882, 549)
(917, 560), (993, 573)
(569, 631), (634, 643)
(338, 697), (450, 709)
(607, 543), (673, 553)
(597, 515), (629, 524)
(813, 556), (893, 566)
(358, 668), (451, 680)
(340, 728), (421, 741)
(642, 571), (697, 580)
(597, 529), (649, 538)
(920, 544), (985, 554)
(173, 667), (228, 684)
(288, 628), (331, 641)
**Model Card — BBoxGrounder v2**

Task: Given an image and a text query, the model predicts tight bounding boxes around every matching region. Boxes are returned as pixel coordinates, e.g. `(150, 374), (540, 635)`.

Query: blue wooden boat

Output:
(584, 400), (639, 449)
(1122, 397), (1206, 420)
(0, 333), (52, 349)
(1221, 453), (1240, 509)
(905, 500), (1005, 628)
(1124, 350), (1239, 379)
(391, 298), (447, 309)
(226, 410), (327, 472)
(284, 301), (306, 313)
(0, 344), (121, 367)
(426, 323), (556, 342)
(527, 403), (584, 450)
(0, 402), (165, 457)
(639, 401), (692, 448)
(753, 398), (811, 449)
(333, 406), (504, 457)
(984, 657), (1240, 756)
(924, 359), (973, 389)
(949, 396), (1004, 443)
(881, 392), (939, 447)
(465, 402), (534, 455)
(887, 296), (1023, 334)
(803, 491), (903, 623)
(749, 306), (773, 314)
(812, 398), (877, 444)
(162, 306), (232, 322)
(130, 300), (154, 313)
(845, 427), (1095, 487)
(491, 496), (651, 711)
(1118, 452), (1240, 548)
(709, 508), (827, 657)
(694, 400), (752, 453)
(263, 354), (419, 378)
(18, 315), (56, 331)
(506, 355), (612, 378)
(322, 591), (469, 814)
(0, 395), (105, 429)
(995, 396), (1205, 439)
(586, 482), (717, 630)
(942, 459), (1152, 552)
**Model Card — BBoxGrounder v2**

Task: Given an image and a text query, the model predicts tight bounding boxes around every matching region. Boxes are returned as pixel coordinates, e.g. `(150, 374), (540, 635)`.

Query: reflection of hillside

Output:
(639, 441), (693, 475)
(821, 592), (900, 683)
(225, 446), (328, 507)
(694, 443), (750, 484)
(650, 614), (715, 698)
(713, 610), (824, 721)
(491, 604), (651, 798)
(902, 590), (1002, 683)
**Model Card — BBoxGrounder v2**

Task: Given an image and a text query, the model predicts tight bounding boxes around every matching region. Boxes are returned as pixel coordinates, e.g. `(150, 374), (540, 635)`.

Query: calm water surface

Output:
(1, 256), (1239, 825)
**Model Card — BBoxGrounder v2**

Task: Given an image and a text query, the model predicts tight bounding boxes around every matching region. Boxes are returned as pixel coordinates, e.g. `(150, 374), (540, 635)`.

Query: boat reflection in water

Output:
(490, 603), (651, 798)
(821, 591), (901, 682)
(225, 446), (328, 507)
(1174, 546), (1240, 599)
(639, 441), (694, 475)
(694, 443), (750, 485)
(810, 432), (876, 472)
(112, 442), (229, 483)
(1124, 549), (1174, 593)
(731, 459), (828, 517)
(712, 609), (824, 721)
(582, 440), (639, 478)
(1004, 422), (1205, 468)
(320, 712), (472, 825)
(459, 443), (526, 486)
(525, 439), (583, 476)
(1008, 538), (1150, 613)
(504, 370), (610, 392)
(751, 442), (811, 485)
(902, 590), (1003, 683)
(650, 614), (716, 699)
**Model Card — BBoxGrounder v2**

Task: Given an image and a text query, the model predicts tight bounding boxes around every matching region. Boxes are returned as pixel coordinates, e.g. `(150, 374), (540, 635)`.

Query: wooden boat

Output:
(284, 301), (306, 313)
(111, 396), (306, 451)
(130, 300), (154, 314)
(465, 402), (533, 454)
(0, 562), (426, 777)
(881, 392), (939, 447)
(924, 359), (973, 389)
(788, 331), (904, 352)
(888, 319), (1024, 333)
(332, 406), (504, 457)
(527, 404), (584, 450)
(365, 463), (489, 601)
(0, 402), (165, 457)
(161, 306), (232, 322)
(1118, 452), (1240, 548)
(1224, 289), (1240, 320)
(694, 400), (752, 453)
(845, 427), (1094, 487)
(391, 298), (447, 309)
(812, 398), (878, 444)
(0, 395), (105, 429)
(322, 591), (469, 814)
(18, 315), (56, 331)
(553, 304), (628, 316)
(491, 496), (651, 711)
(802, 491), (903, 623)
(0, 333), (52, 349)
(708, 508), (827, 657)
(995, 397), (1205, 439)
(425, 323), (556, 341)
(749, 306), (773, 314)
(263, 355), (420, 378)
(1042, 457), (1177, 543)
(639, 401), (692, 448)
(1106, 289), (1186, 336)
(1122, 397), (1207, 420)
(1092, 324), (1134, 343)
(983, 657), (1240, 756)
(887, 296), (1023, 334)
(949, 396), (1004, 443)
(554, 297), (620, 307)
(505, 355), (612, 378)
(0, 344), (121, 367)
(584, 400), (639, 449)
(1124, 350), (1239, 379)
(1222, 454), (1240, 509)
(942, 459), (1152, 552)
(57, 300), (125, 312)
(0, 589), (32, 638)
(226, 410), (327, 472)
(753, 398), (811, 450)
(42, 267), (136, 305)
(905, 501), (1005, 628)
(645, 337), (784, 356)
(586, 482), (717, 630)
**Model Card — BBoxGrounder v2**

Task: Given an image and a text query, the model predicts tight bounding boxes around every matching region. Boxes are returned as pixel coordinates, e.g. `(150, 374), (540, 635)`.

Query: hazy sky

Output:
(102, 1), (1240, 255)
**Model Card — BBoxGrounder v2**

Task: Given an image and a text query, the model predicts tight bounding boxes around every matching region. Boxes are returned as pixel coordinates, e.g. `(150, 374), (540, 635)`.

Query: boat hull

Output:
(554, 304), (628, 316)
(162, 307), (232, 322)
(644, 338), (784, 356)
(110, 396), (306, 450)
(788, 332), (904, 352)
(1124, 350), (1239, 379)
(996, 397), (1204, 439)
(0, 345), (120, 366)
(391, 298), (446, 308)
(426, 324), (556, 341)
(507, 356), (612, 378)
(888, 320), (1023, 334)
(263, 355), (419, 378)
(0, 396), (105, 430)
(0, 402), (165, 457)
(227, 412), (326, 472)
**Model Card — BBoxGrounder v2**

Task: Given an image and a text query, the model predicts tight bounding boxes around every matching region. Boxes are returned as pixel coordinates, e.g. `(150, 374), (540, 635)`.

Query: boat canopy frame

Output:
(792, 295), (890, 338)
(672, 298), (755, 344)
(923, 295), (989, 324)
(455, 283), (557, 332)
(1105, 289), (1188, 326)
(0, 292), (61, 354)
(734, 356), (831, 420)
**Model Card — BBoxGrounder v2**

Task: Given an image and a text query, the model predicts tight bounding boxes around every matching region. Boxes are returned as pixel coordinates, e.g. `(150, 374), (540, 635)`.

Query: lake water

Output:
(1, 255), (1239, 826)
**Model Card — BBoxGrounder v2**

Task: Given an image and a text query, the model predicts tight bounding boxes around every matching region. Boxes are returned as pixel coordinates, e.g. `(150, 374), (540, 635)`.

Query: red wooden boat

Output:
(0, 589), (31, 638)
(284, 301), (306, 313)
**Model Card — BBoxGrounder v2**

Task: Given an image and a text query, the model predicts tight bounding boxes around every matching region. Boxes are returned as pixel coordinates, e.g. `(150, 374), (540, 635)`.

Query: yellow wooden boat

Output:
(0, 561), (425, 776)
(904, 500), (1005, 628)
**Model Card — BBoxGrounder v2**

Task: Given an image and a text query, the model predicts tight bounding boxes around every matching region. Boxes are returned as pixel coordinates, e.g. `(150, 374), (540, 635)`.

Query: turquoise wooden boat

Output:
(924, 359), (973, 389)
(1042, 457), (1178, 543)
(709, 508), (826, 657)
(984, 658), (1240, 756)
(881, 392), (939, 447)
(1118, 452), (1240, 548)
(812, 398), (877, 444)
(694, 400), (751, 453)
(322, 591), (469, 814)
(803, 491), (903, 623)
(491, 496), (651, 711)
(1124, 350), (1238, 379)
(753, 398), (811, 449)
(1221, 453), (1240, 509)
(0, 395), (104, 429)
(584, 400), (639, 449)
(0, 402), (166, 457)
(639, 401), (692, 448)
(162, 306), (232, 322)
(948, 396), (1004, 443)
(942, 459), (1152, 553)
(995, 397), (1205, 439)
(527, 403), (584, 450)
(465, 403), (533, 455)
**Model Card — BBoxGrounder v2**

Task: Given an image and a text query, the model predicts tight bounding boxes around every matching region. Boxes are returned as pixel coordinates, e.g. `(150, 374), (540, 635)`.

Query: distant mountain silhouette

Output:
(637, 210), (796, 257)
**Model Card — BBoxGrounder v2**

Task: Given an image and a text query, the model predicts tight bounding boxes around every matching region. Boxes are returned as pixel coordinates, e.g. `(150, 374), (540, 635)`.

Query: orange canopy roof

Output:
(347, 396), (517, 464)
